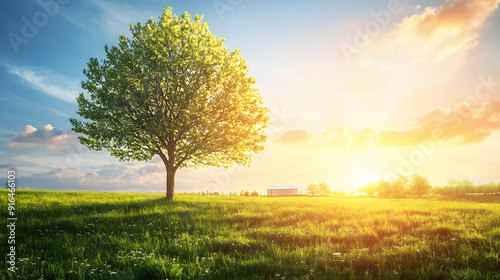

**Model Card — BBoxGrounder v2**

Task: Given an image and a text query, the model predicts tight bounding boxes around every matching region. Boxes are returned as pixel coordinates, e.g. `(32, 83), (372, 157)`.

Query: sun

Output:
(356, 171), (379, 187)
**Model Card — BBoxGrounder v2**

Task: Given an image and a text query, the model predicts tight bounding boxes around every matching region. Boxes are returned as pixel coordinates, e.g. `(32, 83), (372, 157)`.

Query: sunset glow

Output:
(356, 171), (380, 188)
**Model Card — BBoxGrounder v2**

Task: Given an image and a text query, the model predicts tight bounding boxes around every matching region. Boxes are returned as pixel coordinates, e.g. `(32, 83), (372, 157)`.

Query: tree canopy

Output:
(70, 7), (270, 199)
(307, 182), (331, 196)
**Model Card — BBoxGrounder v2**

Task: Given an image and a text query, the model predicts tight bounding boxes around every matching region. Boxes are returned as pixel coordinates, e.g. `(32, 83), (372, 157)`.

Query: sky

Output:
(1, 0), (500, 194)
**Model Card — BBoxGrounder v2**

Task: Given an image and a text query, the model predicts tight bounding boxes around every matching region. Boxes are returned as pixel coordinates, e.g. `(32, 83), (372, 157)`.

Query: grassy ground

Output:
(1, 191), (499, 280)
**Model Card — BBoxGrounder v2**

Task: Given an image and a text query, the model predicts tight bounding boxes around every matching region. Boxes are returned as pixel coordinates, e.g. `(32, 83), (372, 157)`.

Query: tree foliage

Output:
(317, 182), (332, 195)
(307, 182), (331, 196)
(433, 179), (500, 196)
(362, 175), (432, 198)
(376, 180), (393, 198)
(391, 174), (409, 198)
(70, 8), (270, 199)
(306, 184), (319, 196)
(408, 174), (432, 197)
(358, 182), (378, 196)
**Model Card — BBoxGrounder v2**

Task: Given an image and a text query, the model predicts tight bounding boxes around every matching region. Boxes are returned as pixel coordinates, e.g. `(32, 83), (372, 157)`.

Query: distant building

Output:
(267, 186), (307, 196)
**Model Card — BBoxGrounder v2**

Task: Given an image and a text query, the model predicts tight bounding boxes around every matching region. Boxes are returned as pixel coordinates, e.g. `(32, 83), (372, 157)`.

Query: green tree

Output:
(458, 179), (475, 194)
(70, 8), (270, 200)
(445, 178), (474, 195)
(408, 174), (432, 197)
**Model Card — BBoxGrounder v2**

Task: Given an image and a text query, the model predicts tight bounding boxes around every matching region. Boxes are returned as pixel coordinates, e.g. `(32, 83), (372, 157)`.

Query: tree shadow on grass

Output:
(13, 195), (210, 242)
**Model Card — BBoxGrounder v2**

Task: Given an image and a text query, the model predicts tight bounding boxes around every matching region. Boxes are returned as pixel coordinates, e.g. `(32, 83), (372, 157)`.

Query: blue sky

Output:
(1, 0), (500, 193)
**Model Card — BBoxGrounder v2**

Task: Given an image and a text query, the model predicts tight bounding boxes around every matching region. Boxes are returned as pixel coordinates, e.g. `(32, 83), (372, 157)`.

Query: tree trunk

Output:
(166, 165), (176, 200)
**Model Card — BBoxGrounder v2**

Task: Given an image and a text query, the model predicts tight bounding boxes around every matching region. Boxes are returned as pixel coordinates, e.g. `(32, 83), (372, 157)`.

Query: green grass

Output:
(1, 191), (499, 279)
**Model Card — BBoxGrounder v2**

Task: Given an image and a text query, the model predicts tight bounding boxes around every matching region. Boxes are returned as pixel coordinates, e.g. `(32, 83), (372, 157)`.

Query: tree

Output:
(408, 174), (432, 197)
(376, 180), (392, 198)
(70, 8), (270, 200)
(307, 184), (320, 196)
(445, 178), (474, 195)
(391, 174), (409, 198)
(317, 182), (332, 195)
(458, 179), (475, 194)
(359, 182), (377, 196)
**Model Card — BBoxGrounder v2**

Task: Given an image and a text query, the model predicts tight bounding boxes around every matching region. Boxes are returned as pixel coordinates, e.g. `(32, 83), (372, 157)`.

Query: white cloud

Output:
(50, 108), (71, 118)
(7, 66), (80, 103)
(381, 0), (500, 64)
(7, 124), (78, 152)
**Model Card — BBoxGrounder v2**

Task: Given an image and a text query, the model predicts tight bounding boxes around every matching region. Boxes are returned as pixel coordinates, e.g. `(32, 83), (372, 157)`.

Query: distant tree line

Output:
(358, 175), (500, 198)
(198, 190), (263, 197)
(432, 179), (500, 196)
(198, 176), (500, 198)
(306, 182), (358, 196)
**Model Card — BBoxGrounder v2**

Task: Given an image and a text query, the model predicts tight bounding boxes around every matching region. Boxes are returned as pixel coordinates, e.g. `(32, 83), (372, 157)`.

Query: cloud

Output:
(379, 98), (500, 145)
(45, 168), (87, 179)
(307, 127), (379, 152)
(15, 162), (169, 192)
(122, 164), (165, 186)
(61, 0), (158, 37)
(278, 99), (500, 150)
(382, 0), (500, 63)
(277, 126), (379, 152)
(276, 129), (312, 145)
(7, 124), (78, 152)
(50, 108), (71, 118)
(7, 66), (80, 103)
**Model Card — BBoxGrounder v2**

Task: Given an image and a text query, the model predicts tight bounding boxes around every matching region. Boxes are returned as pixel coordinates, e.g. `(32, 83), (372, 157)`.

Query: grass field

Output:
(1, 191), (499, 279)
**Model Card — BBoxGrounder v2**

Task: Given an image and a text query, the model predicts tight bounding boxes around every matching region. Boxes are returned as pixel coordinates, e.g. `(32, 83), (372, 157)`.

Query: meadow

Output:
(1, 190), (499, 280)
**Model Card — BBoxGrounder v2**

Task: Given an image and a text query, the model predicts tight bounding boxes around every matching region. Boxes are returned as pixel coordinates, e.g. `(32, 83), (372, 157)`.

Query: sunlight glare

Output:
(356, 170), (379, 187)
